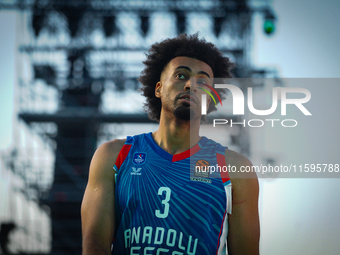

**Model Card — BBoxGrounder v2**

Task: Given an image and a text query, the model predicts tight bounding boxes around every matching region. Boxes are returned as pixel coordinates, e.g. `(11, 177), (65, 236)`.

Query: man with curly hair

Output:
(81, 34), (259, 255)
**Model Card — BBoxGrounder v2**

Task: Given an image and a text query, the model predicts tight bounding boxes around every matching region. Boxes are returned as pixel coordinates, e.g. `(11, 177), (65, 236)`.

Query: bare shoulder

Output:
(225, 150), (260, 254)
(225, 148), (257, 179)
(89, 138), (126, 178)
(225, 148), (259, 204)
(82, 139), (126, 254)
(94, 138), (126, 160)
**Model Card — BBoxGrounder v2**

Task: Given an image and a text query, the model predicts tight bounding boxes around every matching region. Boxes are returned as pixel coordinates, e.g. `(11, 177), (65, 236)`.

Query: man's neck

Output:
(153, 113), (201, 155)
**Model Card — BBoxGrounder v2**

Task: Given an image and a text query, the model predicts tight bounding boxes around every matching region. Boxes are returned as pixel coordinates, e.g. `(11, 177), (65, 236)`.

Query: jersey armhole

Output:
(216, 152), (232, 214)
(113, 136), (134, 173)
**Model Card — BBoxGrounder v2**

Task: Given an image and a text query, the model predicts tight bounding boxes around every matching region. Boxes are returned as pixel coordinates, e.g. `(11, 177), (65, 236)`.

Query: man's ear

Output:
(155, 81), (162, 98)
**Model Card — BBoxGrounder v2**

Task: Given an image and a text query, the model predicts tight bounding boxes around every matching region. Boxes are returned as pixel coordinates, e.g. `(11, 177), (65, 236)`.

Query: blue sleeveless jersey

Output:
(112, 132), (232, 255)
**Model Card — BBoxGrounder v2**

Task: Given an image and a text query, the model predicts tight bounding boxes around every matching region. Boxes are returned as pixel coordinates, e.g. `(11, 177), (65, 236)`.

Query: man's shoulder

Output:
(92, 138), (127, 168)
(97, 132), (150, 158)
(224, 149), (252, 168)
(224, 148), (258, 182)
(99, 138), (127, 154)
(224, 148), (259, 206)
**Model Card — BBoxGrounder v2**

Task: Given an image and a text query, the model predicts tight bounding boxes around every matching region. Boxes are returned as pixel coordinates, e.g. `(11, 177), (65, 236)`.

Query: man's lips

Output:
(178, 93), (197, 103)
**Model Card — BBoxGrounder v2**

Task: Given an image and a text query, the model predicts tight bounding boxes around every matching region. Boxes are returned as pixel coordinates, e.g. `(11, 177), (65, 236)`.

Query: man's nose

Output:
(184, 78), (197, 91)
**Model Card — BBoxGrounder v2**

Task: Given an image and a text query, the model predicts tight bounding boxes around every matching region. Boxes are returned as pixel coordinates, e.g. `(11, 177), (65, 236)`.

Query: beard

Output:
(173, 104), (195, 121)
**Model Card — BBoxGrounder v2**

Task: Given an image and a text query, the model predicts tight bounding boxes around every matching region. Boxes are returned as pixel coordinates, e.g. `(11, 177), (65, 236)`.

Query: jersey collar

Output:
(145, 132), (208, 162)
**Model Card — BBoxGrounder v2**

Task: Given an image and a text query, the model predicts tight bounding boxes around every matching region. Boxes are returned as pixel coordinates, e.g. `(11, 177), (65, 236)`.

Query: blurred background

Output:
(0, 0), (339, 254)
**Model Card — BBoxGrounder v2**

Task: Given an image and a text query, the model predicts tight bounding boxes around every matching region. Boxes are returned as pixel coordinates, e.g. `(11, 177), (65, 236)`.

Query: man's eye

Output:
(176, 73), (186, 79)
(196, 79), (207, 86)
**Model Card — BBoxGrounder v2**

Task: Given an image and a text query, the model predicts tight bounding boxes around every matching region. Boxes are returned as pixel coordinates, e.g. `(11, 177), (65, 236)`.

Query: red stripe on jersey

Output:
(216, 152), (230, 183)
(172, 143), (201, 162)
(115, 144), (132, 170)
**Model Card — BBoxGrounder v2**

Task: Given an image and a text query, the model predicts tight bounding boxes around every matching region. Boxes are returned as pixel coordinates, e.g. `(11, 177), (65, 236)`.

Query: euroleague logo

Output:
(195, 159), (210, 178)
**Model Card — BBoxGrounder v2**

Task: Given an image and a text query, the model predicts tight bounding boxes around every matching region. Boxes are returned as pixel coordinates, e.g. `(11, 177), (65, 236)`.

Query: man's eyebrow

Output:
(175, 66), (211, 78)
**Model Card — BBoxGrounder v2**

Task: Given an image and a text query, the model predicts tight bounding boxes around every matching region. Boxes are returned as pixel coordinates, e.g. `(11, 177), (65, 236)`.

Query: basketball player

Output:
(81, 34), (259, 255)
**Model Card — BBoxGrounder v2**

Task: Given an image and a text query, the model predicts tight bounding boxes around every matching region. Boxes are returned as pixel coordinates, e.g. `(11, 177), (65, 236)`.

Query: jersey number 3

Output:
(155, 187), (171, 218)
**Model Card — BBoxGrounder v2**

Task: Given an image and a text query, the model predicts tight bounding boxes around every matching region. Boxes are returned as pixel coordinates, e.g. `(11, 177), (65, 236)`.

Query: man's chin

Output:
(173, 105), (195, 121)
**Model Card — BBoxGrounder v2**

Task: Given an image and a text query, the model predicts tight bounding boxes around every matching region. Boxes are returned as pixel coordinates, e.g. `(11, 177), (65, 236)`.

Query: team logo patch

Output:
(133, 152), (147, 165)
(195, 159), (210, 178)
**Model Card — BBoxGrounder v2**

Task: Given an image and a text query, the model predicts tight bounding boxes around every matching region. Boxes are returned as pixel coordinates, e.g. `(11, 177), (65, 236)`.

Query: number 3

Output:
(155, 187), (171, 218)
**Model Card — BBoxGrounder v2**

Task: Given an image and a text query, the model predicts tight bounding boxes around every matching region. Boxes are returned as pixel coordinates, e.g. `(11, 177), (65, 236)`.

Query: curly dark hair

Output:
(139, 33), (234, 122)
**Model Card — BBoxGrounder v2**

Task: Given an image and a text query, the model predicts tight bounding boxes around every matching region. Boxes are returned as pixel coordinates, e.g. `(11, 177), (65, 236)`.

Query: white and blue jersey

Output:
(112, 132), (232, 255)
